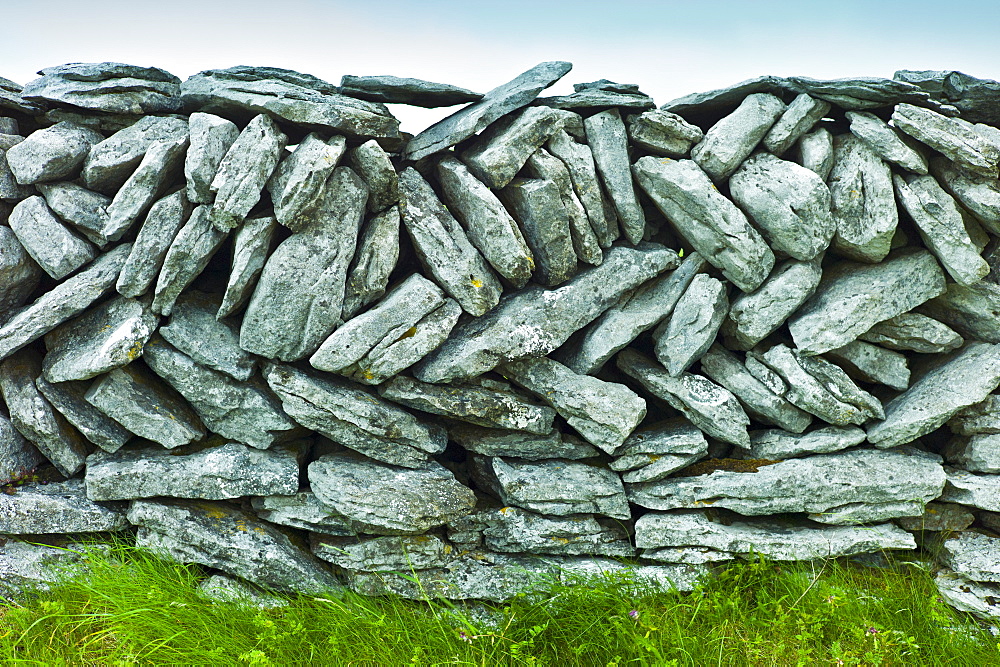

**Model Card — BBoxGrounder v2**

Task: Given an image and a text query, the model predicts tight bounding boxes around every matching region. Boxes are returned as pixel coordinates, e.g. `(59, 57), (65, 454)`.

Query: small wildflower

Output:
(458, 631), (472, 643)
(628, 610), (640, 621)
(867, 627), (880, 635)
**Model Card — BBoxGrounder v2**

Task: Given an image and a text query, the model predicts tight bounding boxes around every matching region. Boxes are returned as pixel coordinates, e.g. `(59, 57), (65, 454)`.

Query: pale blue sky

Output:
(5, 0), (1000, 132)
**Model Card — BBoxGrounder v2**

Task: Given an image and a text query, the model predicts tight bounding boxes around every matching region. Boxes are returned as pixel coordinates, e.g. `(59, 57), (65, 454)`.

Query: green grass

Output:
(0, 541), (997, 665)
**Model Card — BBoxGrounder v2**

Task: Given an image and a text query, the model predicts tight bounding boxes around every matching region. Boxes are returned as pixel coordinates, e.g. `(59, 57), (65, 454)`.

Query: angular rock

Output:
(893, 103), (1000, 177)
(626, 109), (703, 157)
(934, 532), (1000, 583)
(609, 419), (708, 484)
(184, 112), (240, 204)
(150, 204), (228, 316)
(217, 213), (277, 319)
(197, 575), (288, 609)
(83, 116), (189, 194)
(313, 533), (457, 571)
(0, 478), (125, 534)
(116, 191), (192, 298)
(102, 136), (188, 242)
(341, 210), (400, 320)
(828, 133), (898, 262)
(633, 157), (774, 292)
(724, 258), (822, 351)
(940, 467), (1000, 512)
(447, 423), (600, 460)
(934, 571), (1000, 621)
(35, 377), (132, 453)
(268, 132), (345, 228)
(8, 196), (96, 279)
(0, 226), (42, 320)
(461, 106), (562, 190)
(159, 292), (255, 381)
(846, 110), (928, 173)
(251, 492), (356, 537)
(742, 425), (866, 459)
(824, 340), (910, 391)
(546, 129), (616, 247)
(36, 182), (111, 246)
(476, 506), (634, 557)
(653, 273), (727, 376)
(0, 415), (44, 486)
(797, 127), (834, 181)
(6, 121), (103, 185)
(584, 108), (645, 243)
(691, 92), (785, 181)
(0, 134), (32, 203)
(950, 395), (1000, 435)
(0, 77), (41, 115)
(340, 74), (482, 107)
(762, 93), (830, 156)
(859, 312), (963, 354)
(945, 433), (1000, 473)
(499, 177), (577, 286)
(309, 451), (476, 533)
(896, 502), (975, 532)
(22, 62), (181, 114)
(526, 147), (602, 265)
(535, 87), (654, 112)
(348, 140), (398, 213)
(896, 70), (1000, 124)
(920, 281), (1000, 344)
(0, 539), (94, 600)
(930, 156), (1000, 234)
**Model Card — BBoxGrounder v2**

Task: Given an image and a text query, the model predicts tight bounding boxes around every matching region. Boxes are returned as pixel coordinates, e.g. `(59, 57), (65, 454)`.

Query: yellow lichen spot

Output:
(499, 507), (510, 514)
(413, 535), (431, 543)
(400, 327), (417, 340)
(647, 454), (661, 463)
(362, 369), (376, 381)
(678, 248), (685, 257)
(204, 509), (227, 519)
(471, 278), (484, 288)
(443, 544), (453, 554)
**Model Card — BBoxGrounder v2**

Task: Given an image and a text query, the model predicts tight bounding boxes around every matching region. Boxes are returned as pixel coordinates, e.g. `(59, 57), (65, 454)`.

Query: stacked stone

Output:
(2, 62), (1000, 612)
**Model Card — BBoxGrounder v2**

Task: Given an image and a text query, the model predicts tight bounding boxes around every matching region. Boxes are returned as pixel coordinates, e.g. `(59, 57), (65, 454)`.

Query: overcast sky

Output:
(5, 0), (1000, 133)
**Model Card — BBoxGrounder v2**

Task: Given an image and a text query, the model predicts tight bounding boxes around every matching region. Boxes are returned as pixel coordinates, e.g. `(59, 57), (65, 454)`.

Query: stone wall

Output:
(2, 61), (1000, 615)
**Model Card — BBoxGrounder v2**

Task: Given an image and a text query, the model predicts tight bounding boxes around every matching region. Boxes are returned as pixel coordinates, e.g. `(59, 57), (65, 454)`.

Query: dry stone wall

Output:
(2, 61), (1000, 613)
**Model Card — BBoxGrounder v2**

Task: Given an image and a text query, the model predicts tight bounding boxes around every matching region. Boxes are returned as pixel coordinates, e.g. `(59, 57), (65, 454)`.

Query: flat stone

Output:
(0, 76), (42, 115)
(404, 61), (571, 161)
(525, 148), (602, 265)
(341, 208), (400, 319)
(340, 74), (482, 107)
(6, 121), (103, 185)
(499, 356), (645, 453)
(414, 244), (678, 383)
(0, 539), (94, 600)
(825, 340), (910, 391)
(82, 116), (189, 194)
(129, 498), (341, 595)
(920, 281), (1000, 343)
(633, 157), (774, 292)
(85, 363), (204, 449)
(584, 108), (645, 243)
(264, 363), (445, 467)
(476, 506), (634, 557)
(828, 133), (898, 262)
(551, 109), (586, 141)
(197, 575), (287, 609)
(0, 478), (125, 534)
(447, 423), (600, 460)
(461, 106), (563, 190)
(742, 425), (866, 459)
(22, 62), (182, 114)
(893, 103), (1000, 178)
(940, 468), (1000, 512)
(160, 292), (255, 381)
(691, 93), (785, 181)
(398, 167), (501, 315)
(931, 156), (1000, 234)
(934, 532), (1000, 583)
(471, 456), (630, 519)
(35, 377), (132, 453)
(699, 345), (813, 433)
(0, 226), (42, 320)
(313, 533), (458, 571)
(950, 395), (1000, 435)
(0, 415), (44, 485)
(309, 451), (476, 534)
(103, 137), (188, 243)
(251, 492), (355, 536)
(499, 177), (577, 287)
(149, 204), (228, 317)
(945, 433), (1000, 473)
(846, 110), (927, 173)
(935, 571), (1000, 621)
(896, 70), (1000, 124)
(626, 109), (703, 157)
(240, 168), (366, 360)
(348, 140), (398, 213)
(859, 312), (963, 353)
(728, 153), (835, 260)
(8, 196), (96, 279)
(617, 348), (751, 448)
(181, 66), (400, 140)
(535, 88), (655, 112)
(788, 250), (946, 355)
(0, 135), (32, 203)
(184, 112), (240, 204)
(653, 273), (727, 376)
(268, 133), (345, 228)
(546, 129), (616, 247)
(36, 182), (111, 246)
(0, 243), (131, 362)
(868, 343), (1000, 448)
(610, 419), (708, 483)
(217, 213), (277, 318)
(896, 502), (975, 532)
(762, 94), (830, 156)
(209, 114), (288, 231)
(116, 192), (190, 298)
(797, 127), (834, 180)
(0, 350), (89, 476)
(42, 295), (158, 383)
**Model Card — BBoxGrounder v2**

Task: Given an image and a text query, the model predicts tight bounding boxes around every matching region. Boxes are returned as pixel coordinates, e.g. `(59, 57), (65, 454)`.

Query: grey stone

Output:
(471, 456), (630, 519)
(499, 177), (577, 286)
(437, 156), (533, 288)
(610, 419), (708, 484)
(22, 62), (181, 114)
(8, 196), (96, 279)
(0, 478), (125, 534)
(181, 66), (400, 140)
(0, 134), (32, 203)
(6, 122), (103, 185)
(209, 114), (288, 231)
(340, 74), (482, 107)
(414, 244), (678, 383)
(240, 169), (365, 360)
(584, 108), (645, 243)
(626, 109), (703, 157)
(36, 182), (111, 246)
(103, 137), (188, 242)
(633, 157), (774, 292)
(264, 363), (445, 468)
(944, 433), (1000, 473)
(184, 112), (240, 204)
(551, 109), (586, 141)
(546, 129), (616, 247)
(896, 70), (1000, 125)
(475, 506), (634, 557)
(0, 76), (41, 115)
(160, 292), (255, 380)
(824, 340), (910, 391)
(0, 243), (131, 362)
(398, 167), (501, 315)
(499, 356), (646, 453)
(197, 574), (287, 609)
(129, 498), (341, 595)
(42, 295), (158, 383)
(797, 127), (835, 181)
(354, 300), (461, 385)
(150, 204), (228, 317)
(827, 134), (898, 262)
(535, 88), (655, 112)
(313, 533), (457, 571)
(0, 415), (44, 485)
(526, 148), (602, 265)
(762, 94), (831, 156)
(699, 345), (813, 433)
(896, 503), (975, 532)
(85, 364), (205, 449)
(116, 191), (191, 298)
(83, 116), (189, 194)
(920, 281), (1000, 343)
(742, 425), (866, 459)
(251, 492), (356, 537)
(448, 422), (600, 460)
(930, 156), (1000, 234)
(950, 395), (1000, 435)
(0, 350), (89, 476)
(309, 451), (476, 534)
(934, 571), (1000, 621)
(788, 250), (946, 355)
(0, 539), (94, 600)
(893, 103), (1000, 177)
(691, 93), (786, 181)
(348, 140), (398, 213)
(653, 273), (727, 376)
(268, 133), (345, 228)
(217, 213), (277, 319)
(0, 226), (41, 320)
(728, 153), (835, 260)
(868, 343), (1000, 448)
(859, 312), (963, 354)
(341, 207), (400, 319)
(940, 468), (1000, 512)
(461, 106), (563, 190)
(35, 377), (132, 453)
(617, 348), (751, 447)
(934, 532), (1000, 583)
(404, 61), (571, 161)
(846, 110), (928, 174)
(550, 556), (709, 591)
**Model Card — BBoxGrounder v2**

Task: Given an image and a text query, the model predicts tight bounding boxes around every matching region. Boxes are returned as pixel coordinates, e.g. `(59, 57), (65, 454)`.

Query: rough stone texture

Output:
(129, 498), (341, 595)
(35, 377), (132, 453)
(404, 61), (572, 161)
(0, 350), (89, 477)
(930, 156), (1000, 234)
(6, 122), (104, 185)
(151, 205), (228, 316)
(945, 433), (1000, 473)
(934, 571), (1000, 621)
(893, 103), (1000, 178)
(447, 423), (600, 460)
(197, 575), (288, 609)
(762, 94), (830, 156)
(313, 533), (458, 571)
(920, 281), (1000, 344)
(0, 226), (42, 320)
(116, 191), (191, 298)
(628, 447), (945, 517)
(8, 196), (96, 280)
(690, 92), (786, 181)
(42, 295), (159, 383)
(828, 133), (898, 262)
(535, 86), (655, 112)
(160, 292), (254, 381)
(940, 467), (1000, 512)
(788, 250), (946, 355)
(103, 136), (189, 242)
(0, 539), (94, 600)
(626, 109), (703, 157)
(209, 114), (288, 232)
(267, 133), (345, 228)
(525, 148), (602, 266)
(474, 506), (634, 557)
(859, 312), (963, 354)
(240, 168), (366, 361)
(546, 129), (616, 248)
(950, 395), (1000, 435)
(217, 214), (277, 319)
(83, 116), (189, 194)
(634, 157), (774, 292)
(0, 415), (45, 485)
(895, 69), (1000, 124)
(264, 363), (445, 468)
(617, 349), (751, 448)
(896, 502), (975, 532)
(499, 176), (578, 286)
(37, 182), (112, 247)
(723, 258), (822, 351)
(653, 274), (727, 376)
(869, 343), (1000, 448)
(184, 112), (240, 204)
(742, 425), (866, 459)
(934, 532), (1000, 583)
(461, 106), (563, 190)
(348, 140), (398, 213)
(340, 74), (482, 107)
(308, 451), (476, 534)
(824, 340), (910, 391)
(0, 478), (125, 534)
(846, 110), (928, 173)
(610, 419), (708, 484)
(584, 108), (645, 243)
(22, 62), (182, 114)
(798, 127), (834, 180)
(251, 492), (356, 537)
